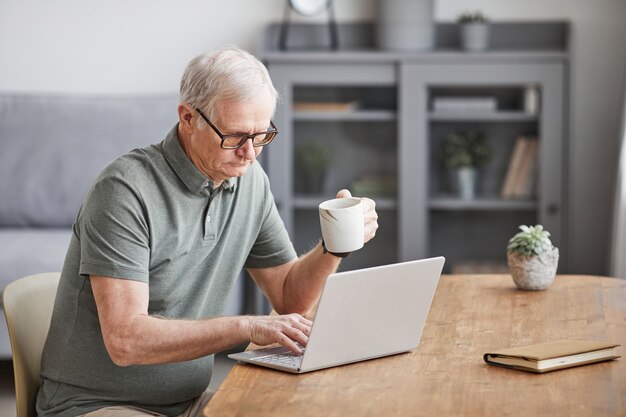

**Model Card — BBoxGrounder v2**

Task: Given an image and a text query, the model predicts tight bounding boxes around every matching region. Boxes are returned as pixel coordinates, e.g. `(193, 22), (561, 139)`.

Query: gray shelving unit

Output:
(261, 21), (569, 273)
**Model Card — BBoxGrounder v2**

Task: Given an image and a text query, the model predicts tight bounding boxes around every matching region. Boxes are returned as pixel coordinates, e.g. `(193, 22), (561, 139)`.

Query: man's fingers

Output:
(276, 333), (303, 355)
(282, 326), (309, 348)
(336, 189), (352, 199)
(248, 314), (313, 354)
(360, 197), (376, 212)
(365, 220), (378, 235)
(289, 320), (311, 336)
(284, 314), (312, 338)
(287, 313), (313, 329)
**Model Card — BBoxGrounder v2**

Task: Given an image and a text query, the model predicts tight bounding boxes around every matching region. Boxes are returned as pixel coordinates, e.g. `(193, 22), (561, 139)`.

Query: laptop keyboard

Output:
(250, 349), (304, 368)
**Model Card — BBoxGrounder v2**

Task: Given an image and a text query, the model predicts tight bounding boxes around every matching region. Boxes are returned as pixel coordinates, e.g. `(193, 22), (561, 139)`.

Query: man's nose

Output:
(237, 138), (256, 159)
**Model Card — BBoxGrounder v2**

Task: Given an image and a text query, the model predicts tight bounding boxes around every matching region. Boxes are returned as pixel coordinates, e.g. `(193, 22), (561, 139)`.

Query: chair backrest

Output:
(3, 272), (61, 417)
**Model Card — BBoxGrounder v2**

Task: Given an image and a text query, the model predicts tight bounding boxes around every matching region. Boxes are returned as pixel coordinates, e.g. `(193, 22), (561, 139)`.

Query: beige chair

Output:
(3, 272), (60, 417)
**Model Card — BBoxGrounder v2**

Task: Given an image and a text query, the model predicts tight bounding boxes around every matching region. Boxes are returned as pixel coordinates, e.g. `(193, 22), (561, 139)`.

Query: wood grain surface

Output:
(204, 275), (626, 417)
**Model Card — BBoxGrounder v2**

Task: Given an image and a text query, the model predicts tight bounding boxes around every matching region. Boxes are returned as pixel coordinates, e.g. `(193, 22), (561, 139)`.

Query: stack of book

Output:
(432, 96), (497, 112)
(500, 136), (539, 199)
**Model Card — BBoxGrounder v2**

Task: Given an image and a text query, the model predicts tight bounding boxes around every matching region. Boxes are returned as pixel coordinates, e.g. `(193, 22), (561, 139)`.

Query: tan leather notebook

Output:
(484, 339), (621, 373)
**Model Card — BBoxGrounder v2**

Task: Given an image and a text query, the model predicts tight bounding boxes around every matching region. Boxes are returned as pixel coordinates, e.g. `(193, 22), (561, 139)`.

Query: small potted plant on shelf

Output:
(507, 224), (559, 291)
(441, 130), (491, 199)
(295, 141), (332, 195)
(457, 10), (490, 51)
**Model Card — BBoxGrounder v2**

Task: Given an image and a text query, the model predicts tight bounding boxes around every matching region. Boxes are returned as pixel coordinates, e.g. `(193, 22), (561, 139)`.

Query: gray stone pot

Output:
(507, 247), (559, 291)
(460, 23), (490, 51)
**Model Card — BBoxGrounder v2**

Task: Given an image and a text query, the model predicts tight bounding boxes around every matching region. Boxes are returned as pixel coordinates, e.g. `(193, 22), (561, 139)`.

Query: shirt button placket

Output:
(204, 192), (217, 240)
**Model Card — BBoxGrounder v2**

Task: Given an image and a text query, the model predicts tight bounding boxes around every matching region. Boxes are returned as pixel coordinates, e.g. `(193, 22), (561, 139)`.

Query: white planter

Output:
(450, 167), (478, 199)
(460, 23), (490, 51)
(507, 247), (560, 291)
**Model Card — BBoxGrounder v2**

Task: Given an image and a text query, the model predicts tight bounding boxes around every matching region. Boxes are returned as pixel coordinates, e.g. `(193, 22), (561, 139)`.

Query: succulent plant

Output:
(507, 225), (555, 256)
(457, 11), (489, 24)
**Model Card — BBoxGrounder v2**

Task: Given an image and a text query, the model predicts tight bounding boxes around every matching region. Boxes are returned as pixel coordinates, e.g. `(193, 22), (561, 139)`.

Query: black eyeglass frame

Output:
(195, 107), (278, 149)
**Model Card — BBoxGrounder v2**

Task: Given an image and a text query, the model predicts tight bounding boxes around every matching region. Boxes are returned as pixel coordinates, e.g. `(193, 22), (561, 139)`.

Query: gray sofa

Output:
(0, 93), (242, 358)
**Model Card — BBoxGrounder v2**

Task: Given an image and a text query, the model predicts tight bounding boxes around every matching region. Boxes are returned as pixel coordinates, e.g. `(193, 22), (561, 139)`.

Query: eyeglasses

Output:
(195, 108), (278, 149)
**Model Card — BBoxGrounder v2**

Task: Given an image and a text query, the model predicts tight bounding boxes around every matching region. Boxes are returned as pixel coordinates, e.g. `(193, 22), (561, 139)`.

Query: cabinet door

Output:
(400, 63), (565, 271)
(268, 63), (400, 270)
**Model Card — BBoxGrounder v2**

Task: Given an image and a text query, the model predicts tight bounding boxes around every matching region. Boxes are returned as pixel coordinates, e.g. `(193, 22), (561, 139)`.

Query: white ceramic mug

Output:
(319, 197), (364, 254)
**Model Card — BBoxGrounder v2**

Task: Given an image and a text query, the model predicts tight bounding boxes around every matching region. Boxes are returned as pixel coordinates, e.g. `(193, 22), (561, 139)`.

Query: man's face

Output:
(181, 88), (274, 183)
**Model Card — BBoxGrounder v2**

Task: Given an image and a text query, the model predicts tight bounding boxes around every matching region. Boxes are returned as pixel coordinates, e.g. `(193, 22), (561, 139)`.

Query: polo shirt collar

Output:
(162, 124), (236, 195)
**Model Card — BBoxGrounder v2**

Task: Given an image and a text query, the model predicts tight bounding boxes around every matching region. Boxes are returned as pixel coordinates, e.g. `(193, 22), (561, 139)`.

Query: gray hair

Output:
(179, 46), (278, 127)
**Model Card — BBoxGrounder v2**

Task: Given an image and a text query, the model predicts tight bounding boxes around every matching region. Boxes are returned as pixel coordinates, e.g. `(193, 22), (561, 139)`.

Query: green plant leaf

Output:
(506, 224), (555, 256)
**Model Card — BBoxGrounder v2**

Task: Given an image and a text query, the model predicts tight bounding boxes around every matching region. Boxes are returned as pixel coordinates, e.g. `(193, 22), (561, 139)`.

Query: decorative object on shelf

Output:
(506, 224), (559, 291)
(375, 0), (434, 51)
(295, 141), (332, 194)
(441, 130), (492, 199)
(432, 96), (497, 113)
(457, 11), (490, 51)
(500, 136), (539, 200)
(524, 85), (540, 115)
(279, 0), (338, 50)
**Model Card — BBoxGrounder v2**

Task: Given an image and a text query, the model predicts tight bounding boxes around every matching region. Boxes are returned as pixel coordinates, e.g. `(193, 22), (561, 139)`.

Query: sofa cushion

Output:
(0, 94), (179, 227)
(0, 228), (72, 298)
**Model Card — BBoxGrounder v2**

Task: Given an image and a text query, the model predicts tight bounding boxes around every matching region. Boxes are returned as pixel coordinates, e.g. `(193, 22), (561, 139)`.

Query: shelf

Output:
(429, 196), (537, 211)
(265, 38), (567, 270)
(294, 110), (396, 122)
(294, 196), (397, 210)
(428, 111), (538, 122)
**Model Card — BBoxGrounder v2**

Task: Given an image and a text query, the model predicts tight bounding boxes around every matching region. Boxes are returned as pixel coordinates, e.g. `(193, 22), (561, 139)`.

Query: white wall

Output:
(1, 0), (625, 273)
(0, 0), (372, 93)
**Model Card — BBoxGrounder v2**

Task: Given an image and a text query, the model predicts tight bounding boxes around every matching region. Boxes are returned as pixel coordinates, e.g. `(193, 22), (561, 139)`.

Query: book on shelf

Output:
(520, 139), (539, 198)
(293, 101), (359, 113)
(432, 96), (497, 112)
(484, 339), (621, 373)
(500, 137), (528, 199)
(500, 136), (538, 200)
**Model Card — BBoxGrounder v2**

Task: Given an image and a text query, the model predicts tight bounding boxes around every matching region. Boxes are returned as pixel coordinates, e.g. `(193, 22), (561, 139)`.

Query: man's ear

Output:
(178, 104), (195, 131)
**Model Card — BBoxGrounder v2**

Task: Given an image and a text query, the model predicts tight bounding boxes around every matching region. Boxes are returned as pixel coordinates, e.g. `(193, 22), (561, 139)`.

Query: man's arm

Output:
(90, 275), (312, 366)
(248, 190), (379, 316)
(248, 242), (341, 316)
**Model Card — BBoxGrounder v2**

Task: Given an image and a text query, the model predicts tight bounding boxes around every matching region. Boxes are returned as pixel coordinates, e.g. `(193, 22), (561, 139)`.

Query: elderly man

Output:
(36, 47), (378, 417)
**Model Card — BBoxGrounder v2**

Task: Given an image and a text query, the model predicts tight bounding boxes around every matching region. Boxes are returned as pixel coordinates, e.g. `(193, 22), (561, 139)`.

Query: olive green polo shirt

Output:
(37, 125), (297, 417)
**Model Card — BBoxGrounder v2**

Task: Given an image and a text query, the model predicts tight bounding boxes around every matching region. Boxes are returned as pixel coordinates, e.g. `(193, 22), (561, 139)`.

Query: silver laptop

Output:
(228, 256), (445, 373)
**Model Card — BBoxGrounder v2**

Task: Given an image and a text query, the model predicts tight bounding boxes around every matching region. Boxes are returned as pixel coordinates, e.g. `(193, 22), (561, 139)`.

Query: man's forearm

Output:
(108, 315), (249, 366)
(280, 241), (342, 316)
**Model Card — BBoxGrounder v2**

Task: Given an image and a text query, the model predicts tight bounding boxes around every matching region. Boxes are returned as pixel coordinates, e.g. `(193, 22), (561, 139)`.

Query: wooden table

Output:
(203, 275), (626, 417)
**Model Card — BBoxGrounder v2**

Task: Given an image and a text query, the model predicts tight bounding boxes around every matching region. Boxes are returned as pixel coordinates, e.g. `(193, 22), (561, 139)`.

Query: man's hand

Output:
(245, 313), (312, 354)
(335, 189), (379, 244)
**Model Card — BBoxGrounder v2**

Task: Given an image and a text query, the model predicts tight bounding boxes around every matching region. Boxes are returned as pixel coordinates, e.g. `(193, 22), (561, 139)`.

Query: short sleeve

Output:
(245, 173), (297, 269)
(77, 174), (150, 282)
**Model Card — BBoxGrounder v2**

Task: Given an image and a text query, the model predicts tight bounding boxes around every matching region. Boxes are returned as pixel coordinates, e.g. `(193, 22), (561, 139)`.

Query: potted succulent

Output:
(507, 225), (560, 291)
(457, 11), (490, 51)
(295, 141), (332, 194)
(441, 130), (491, 199)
